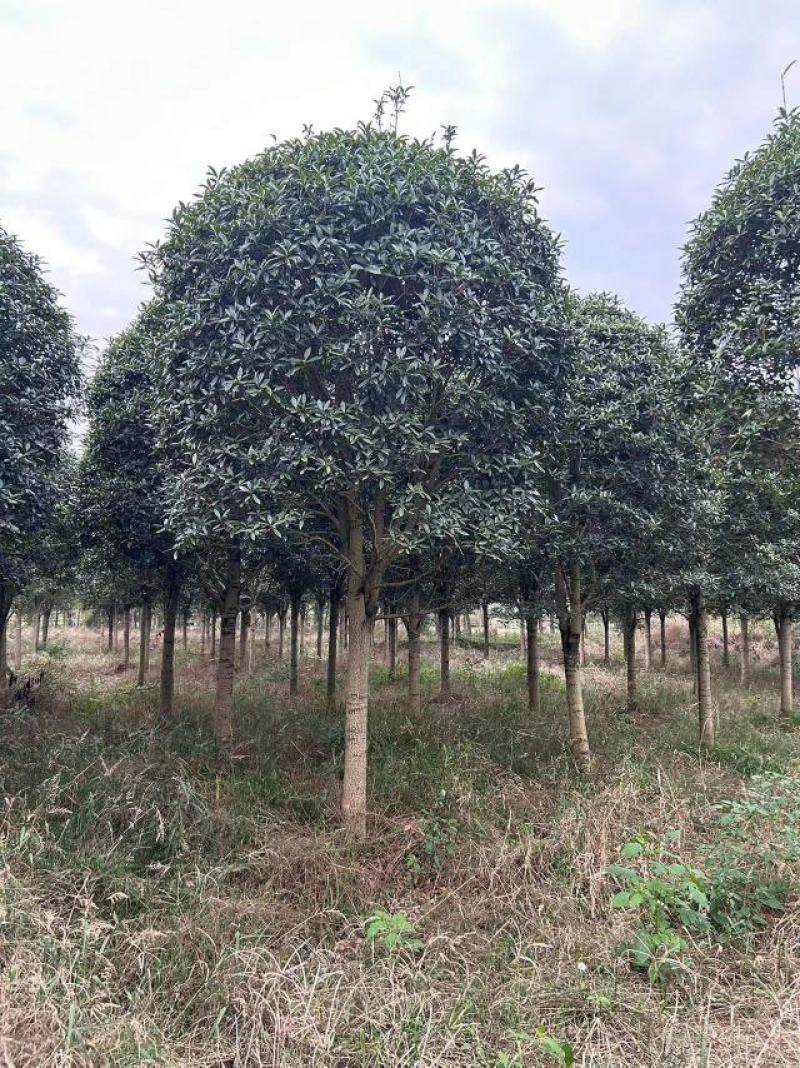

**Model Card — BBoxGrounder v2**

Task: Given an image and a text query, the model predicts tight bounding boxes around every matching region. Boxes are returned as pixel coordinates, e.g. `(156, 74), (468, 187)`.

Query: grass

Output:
(1, 625), (799, 1065)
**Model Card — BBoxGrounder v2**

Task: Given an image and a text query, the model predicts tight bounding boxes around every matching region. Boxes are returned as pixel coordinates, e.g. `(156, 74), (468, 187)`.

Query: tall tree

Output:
(0, 224), (82, 684)
(146, 104), (566, 834)
(80, 314), (187, 719)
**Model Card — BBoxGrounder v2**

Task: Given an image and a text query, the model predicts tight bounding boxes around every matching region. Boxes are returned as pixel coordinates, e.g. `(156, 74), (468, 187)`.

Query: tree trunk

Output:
(326, 584), (340, 710)
(777, 608), (794, 724)
(316, 597), (325, 659)
(210, 609), (217, 659)
(160, 573), (181, 721)
(518, 615), (526, 658)
(33, 612), (40, 651)
(688, 614), (697, 688)
(694, 594), (714, 745)
(248, 611), (256, 674)
(404, 617), (422, 718)
(554, 563), (591, 773)
(601, 609), (610, 666)
(265, 612), (272, 657)
(387, 616), (397, 679)
(439, 608), (450, 700)
(643, 609), (652, 671)
(299, 605), (306, 658)
(659, 610), (667, 666)
(123, 607), (131, 669)
(41, 607), (52, 648)
(721, 608), (729, 670)
(137, 603), (151, 687)
(182, 609), (189, 650)
(526, 610), (540, 714)
(622, 607), (638, 714)
(739, 614), (750, 686)
(106, 605), (114, 653)
(200, 611), (207, 655)
(213, 550), (241, 750)
(277, 610), (286, 660)
(482, 601), (490, 659)
(289, 592), (300, 695)
(0, 585), (12, 706)
(238, 607), (250, 670)
(15, 609), (23, 669)
(341, 518), (371, 838)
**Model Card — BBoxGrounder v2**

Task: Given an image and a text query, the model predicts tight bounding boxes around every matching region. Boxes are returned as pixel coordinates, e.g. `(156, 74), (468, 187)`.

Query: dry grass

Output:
(1, 623), (799, 1066)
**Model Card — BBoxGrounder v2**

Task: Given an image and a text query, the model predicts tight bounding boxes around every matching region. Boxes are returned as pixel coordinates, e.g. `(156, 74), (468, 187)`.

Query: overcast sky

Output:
(2, 0), (799, 352)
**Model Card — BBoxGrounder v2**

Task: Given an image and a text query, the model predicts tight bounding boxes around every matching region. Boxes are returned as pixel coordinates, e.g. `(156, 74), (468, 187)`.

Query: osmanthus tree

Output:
(145, 112), (567, 835)
(679, 107), (800, 723)
(711, 395), (800, 719)
(80, 312), (188, 719)
(0, 224), (82, 683)
(23, 455), (81, 648)
(546, 293), (711, 765)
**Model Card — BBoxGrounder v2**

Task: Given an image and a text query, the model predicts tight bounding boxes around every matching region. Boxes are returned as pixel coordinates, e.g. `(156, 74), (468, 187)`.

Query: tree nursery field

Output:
(3, 86), (800, 1067)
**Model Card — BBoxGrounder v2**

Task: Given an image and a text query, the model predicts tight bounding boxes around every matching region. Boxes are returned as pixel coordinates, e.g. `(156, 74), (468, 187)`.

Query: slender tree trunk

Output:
(721, 608), (729, 670)
(33, 612), (41, 651)
(238, 607), (250, 670)
(778, 608), (794, 724)
(265, 612), (272, 656)
(316, 598), (324, 659)
(688, 614), (697, 688)
(643, 609), (652, 671)
(123, 607), (131, 669)
(439, 608), (451, 700)
(482, 601), (490, 659)
(137, 603), (151, 687)
(40, 607), (51, 648)
(555, 563), (591, 773)
(739, 614), (750, 686)
(404, 603), (423, 716)
(526, 610), (540, 714)
(622, 607), (638, 714)
(387, 616), (397, 679)
(213, 550), (241, 750)
(289, 592), (300, 695)
(244, 615), (254, 670)
(601, 609), (610, 666)
(160, 574), (181, 721)
(210, 609), (217, 659)
(579, 619), (586, 667)
(326, 584), (340, 710)
(518, 615), (526, 658)
(659, 610), (667, 666)
(0, 585), (12, 706)
(341, 517), (371, 838)
(299, 605), (306, 658)
(106, 605), (114, 653)
(182, 609), (189, 650)
(15, 609), (23, 669)
(693, 593), (714, 745)
(278, 610), (286, 661)
(200, 611), (207, 655)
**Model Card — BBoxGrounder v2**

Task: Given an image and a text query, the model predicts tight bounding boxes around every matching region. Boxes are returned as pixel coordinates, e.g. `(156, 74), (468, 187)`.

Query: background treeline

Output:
(3, 91), (800, 836)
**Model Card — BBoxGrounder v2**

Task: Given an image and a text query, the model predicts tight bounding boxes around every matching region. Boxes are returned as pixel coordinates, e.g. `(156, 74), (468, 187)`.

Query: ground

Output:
(1, 617), (799, 1067)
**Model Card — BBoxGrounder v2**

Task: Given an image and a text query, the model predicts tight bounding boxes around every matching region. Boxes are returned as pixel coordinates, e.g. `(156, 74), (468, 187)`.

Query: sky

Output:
(2, 0), (799, 356)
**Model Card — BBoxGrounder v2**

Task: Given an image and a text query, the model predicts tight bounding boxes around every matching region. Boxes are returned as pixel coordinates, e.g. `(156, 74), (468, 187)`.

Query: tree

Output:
(546, 294), (710, 762)
(679, 108), (800, 724)
(80, 313), (187, 719)
(146, 105), (566, 834)
(0, 224), (82, 683)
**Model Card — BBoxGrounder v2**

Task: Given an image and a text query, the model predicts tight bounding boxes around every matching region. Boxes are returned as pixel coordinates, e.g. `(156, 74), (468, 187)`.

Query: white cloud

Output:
(2, 206), (102, 277)
(2, 0), (800, 336)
